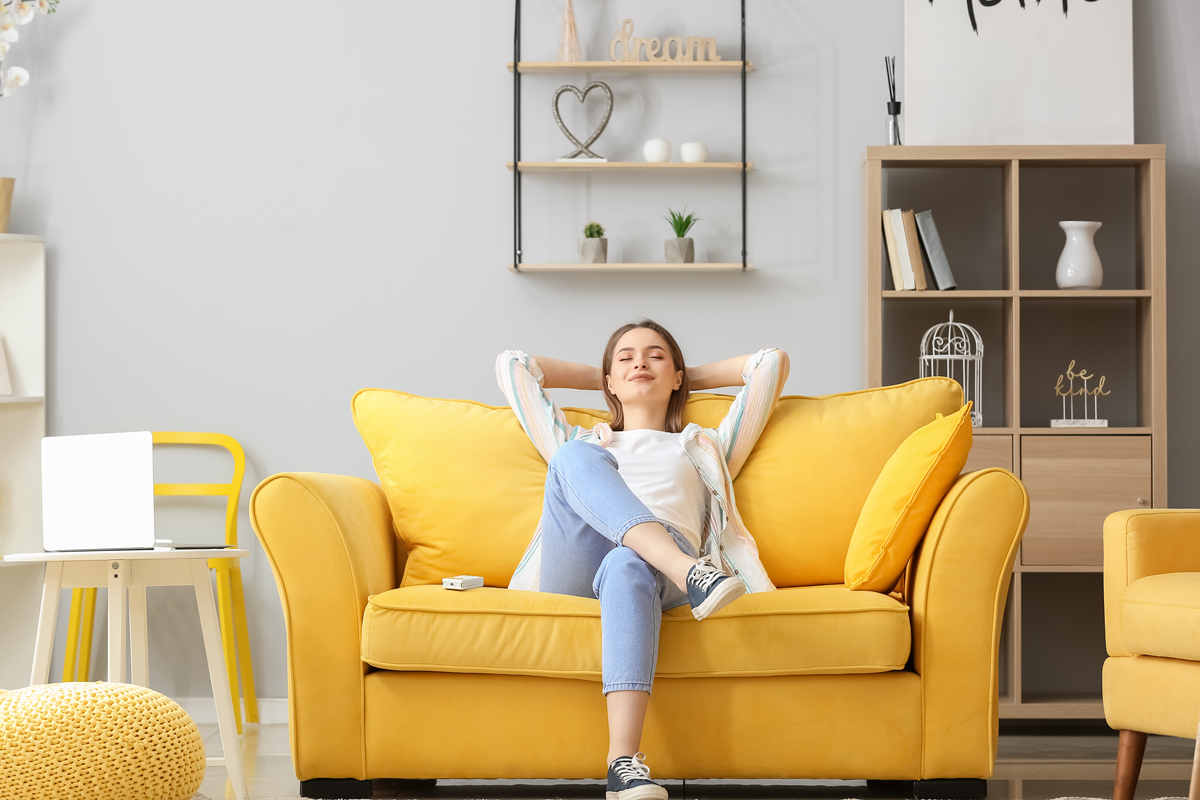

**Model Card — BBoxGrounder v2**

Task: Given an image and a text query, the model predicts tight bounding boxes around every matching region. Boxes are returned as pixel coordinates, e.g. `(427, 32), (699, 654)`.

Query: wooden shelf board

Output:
(968, 427), (1148, 435)
(508, 61), (754, 74)
(509, 161), (752, 173)
(0, 233), (45, 243)
(865, 144), (1165, 167)
(509, 263), (751, 273)
(1020, 289), (1151, 298)
(0, 395), (44, 404)
(883, 289), (1150, 299)
(884, 290), (1014, 298)
(1018, 427), (1150, 435)
(1000, 695), (1105, 719)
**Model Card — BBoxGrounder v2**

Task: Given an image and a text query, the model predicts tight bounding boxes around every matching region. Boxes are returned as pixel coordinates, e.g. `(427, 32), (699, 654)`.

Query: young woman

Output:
(496, 319), (789, 800)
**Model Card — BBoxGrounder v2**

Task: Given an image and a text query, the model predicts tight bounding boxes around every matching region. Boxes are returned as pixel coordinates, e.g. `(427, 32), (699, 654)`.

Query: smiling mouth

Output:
(630, 375), (653, 382)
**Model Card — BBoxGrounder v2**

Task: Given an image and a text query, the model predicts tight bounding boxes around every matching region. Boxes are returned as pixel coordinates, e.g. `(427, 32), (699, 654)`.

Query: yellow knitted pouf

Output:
(0, 682), (205, 800)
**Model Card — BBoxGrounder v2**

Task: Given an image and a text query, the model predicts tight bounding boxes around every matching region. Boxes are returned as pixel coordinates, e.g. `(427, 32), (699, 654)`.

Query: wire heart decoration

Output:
(552, 82), (614, 160)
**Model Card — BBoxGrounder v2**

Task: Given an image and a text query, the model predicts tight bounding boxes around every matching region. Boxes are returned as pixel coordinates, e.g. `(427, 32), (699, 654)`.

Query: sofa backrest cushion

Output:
(727, 378), (963, 586)
(353, 378), (962, 589)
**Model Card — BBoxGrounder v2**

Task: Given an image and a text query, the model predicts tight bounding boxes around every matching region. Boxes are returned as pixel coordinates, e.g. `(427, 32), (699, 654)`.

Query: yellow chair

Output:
(61, 432), (258, 734)
(1103, 509), (1200, 800)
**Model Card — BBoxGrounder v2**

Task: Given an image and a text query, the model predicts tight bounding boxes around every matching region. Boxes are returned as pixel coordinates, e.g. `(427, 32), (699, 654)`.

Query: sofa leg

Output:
(913, 778), (987, 799)
(300, 778), (372, 799)
(1115, 729), (1149, 800)
(867, 780), (914, 793)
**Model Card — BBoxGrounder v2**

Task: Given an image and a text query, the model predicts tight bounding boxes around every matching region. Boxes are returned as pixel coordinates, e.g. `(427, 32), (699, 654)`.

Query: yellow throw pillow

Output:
(844, 403), (973, 592)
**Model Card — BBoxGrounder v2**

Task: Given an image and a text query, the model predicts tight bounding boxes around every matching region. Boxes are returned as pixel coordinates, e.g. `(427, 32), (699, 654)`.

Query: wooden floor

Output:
(195, 723), (1194, 800)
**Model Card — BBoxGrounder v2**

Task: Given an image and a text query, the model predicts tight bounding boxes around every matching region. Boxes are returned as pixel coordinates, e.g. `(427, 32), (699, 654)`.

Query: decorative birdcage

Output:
(919, 310), (984, 427)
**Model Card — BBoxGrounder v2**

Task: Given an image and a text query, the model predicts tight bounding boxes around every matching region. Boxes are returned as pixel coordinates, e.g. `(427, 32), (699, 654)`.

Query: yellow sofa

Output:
(1103, 509), (1200, 800)
(251, 378), (1029, 799)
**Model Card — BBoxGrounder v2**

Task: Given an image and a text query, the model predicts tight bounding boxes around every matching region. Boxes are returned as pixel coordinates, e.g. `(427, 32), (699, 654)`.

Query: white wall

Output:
(0, 1), (903, 696)
(0, 0), (1195, 704)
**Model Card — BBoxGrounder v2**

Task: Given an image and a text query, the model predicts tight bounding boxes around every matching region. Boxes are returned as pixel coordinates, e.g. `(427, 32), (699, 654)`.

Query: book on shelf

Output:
(890, 208), (918, 290)
(881, 209), (906, 291)
(901, 210), (928, 290)
(914, 210), (957, 290)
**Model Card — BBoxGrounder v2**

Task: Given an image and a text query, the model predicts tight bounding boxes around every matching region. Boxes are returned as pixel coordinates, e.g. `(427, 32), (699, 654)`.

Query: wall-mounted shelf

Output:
(508, 161), (752, 173)
(508, 262), (752, 273)
(511, 1), (750, 272)
(864, 143), (1167, 721)
(0, 395), (44, 404)
(508, 61), (754, 74)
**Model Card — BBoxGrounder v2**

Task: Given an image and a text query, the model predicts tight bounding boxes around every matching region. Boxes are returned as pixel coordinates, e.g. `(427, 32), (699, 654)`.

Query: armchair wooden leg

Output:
(1115, 729), (1148, 800)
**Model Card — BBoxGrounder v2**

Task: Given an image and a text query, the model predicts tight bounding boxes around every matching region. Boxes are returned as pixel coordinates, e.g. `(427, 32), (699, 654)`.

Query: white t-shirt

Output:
(606, 428), (708, 555)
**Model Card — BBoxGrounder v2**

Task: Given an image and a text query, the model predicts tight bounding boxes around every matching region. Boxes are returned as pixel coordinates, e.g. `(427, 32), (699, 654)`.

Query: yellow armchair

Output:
(1103, 509), (1200, 800)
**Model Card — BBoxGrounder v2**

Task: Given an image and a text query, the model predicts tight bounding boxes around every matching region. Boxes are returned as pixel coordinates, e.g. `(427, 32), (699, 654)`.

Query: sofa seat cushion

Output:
(1121, 572), (1200, 661)
(361, 585), (911, 680)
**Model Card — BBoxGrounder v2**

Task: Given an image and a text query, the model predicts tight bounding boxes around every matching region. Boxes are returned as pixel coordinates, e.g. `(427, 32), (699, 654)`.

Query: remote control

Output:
(442, 575), (484, 590)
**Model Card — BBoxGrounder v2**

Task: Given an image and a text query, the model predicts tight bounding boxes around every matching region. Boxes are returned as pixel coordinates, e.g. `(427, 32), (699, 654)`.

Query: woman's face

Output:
(605, 328), (683, 407)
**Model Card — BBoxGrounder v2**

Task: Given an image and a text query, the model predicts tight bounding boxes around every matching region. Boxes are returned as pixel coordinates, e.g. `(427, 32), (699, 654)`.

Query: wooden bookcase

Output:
(862, 145), (1167, 719)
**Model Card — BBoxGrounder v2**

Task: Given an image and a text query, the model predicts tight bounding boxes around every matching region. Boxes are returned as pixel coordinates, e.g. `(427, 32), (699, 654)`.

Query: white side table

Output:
(4, 549), (250, 800)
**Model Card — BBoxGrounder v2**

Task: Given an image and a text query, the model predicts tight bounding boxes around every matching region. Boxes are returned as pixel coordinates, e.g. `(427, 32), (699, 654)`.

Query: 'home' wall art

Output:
(904, 0), (1133, 146)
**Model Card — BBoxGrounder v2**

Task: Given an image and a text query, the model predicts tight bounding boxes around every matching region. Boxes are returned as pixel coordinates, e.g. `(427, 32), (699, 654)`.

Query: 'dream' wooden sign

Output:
(608, 19), (721, 64)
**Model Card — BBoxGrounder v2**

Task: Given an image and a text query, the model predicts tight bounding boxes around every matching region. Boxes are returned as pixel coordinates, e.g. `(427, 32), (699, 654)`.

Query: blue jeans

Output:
(539, 439), (696, 695)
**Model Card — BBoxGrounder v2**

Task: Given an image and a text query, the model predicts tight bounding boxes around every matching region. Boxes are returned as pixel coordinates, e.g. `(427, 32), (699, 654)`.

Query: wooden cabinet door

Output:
(1021, 436), (1151, 566)
(963, 434), (1013, 474)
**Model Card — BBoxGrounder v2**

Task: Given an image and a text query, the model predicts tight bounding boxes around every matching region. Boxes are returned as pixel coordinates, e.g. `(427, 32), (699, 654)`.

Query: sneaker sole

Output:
(692, 576), (746, 621)
(607, 786), (669, 800)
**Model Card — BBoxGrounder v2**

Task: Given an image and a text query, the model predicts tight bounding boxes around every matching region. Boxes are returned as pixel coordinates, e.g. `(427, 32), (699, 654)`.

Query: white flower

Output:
(14, 2), (34, 23)
(2, 65), (29, 96)
(0, 41), (8, 59)
(35, 0), (52, 13)
(0, 19), (19, 43)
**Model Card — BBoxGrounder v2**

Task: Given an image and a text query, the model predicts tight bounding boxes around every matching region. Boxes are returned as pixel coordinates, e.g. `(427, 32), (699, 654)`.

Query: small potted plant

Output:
(579, 222), (607, 264)
(664, 207), (699, 263)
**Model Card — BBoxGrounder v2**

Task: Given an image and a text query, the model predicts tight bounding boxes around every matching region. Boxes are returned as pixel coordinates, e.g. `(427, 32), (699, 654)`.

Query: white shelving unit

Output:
(0, 233), (46, 562)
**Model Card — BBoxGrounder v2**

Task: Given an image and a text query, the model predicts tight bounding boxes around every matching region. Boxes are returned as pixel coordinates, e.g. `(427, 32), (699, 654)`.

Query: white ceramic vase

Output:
(1055, 221), (1103, 290)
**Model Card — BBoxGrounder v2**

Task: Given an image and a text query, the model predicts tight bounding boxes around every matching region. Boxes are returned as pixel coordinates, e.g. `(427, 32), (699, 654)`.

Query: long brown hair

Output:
(601, 319), (689, 433)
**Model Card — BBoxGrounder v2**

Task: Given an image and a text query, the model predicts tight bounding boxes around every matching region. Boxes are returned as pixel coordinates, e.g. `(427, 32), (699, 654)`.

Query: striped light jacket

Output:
(496, 347), (788, 594)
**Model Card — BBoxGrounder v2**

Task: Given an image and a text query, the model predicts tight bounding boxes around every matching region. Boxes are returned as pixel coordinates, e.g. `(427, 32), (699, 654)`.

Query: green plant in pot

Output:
(579, 221), (607, 264)
(664, 208), (699, 264)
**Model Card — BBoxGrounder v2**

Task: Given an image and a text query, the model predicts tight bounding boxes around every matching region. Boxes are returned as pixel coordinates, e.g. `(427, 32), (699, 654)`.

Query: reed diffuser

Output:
(885, 55), (902, 146)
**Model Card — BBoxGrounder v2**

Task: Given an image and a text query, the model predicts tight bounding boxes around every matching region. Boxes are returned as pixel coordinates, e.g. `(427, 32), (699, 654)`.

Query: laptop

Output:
(41, 431), (221, 552)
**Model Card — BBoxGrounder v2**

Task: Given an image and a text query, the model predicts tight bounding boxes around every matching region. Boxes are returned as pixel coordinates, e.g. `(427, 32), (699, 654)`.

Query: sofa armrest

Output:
(909, 468), (1029, 778)
(250, 472), (396, 782)
(1104, 509), (1200, 658)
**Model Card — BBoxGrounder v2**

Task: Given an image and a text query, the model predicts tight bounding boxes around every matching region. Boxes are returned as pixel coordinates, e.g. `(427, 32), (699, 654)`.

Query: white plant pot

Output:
(579, 238), (607, 264)
(1055, 221), (1103, 290)
(664, 238), (694, 264)
(681, 142), (708, 163)
(643, 138), (672, 163)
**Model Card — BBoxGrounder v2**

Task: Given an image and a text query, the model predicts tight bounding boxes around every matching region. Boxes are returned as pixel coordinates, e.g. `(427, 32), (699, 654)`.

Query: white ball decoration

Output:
(643, 138), (672, 163)
(681, 142), (708, 163)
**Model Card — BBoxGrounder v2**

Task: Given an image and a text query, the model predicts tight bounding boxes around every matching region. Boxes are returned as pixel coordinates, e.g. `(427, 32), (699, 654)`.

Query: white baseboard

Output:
(177, 696), (288, 726)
